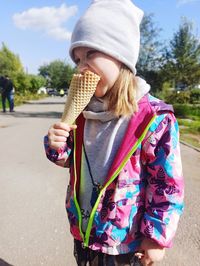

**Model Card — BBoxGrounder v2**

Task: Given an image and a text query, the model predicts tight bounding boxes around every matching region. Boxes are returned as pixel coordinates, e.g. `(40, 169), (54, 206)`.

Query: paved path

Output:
(0, 97), (199, 266)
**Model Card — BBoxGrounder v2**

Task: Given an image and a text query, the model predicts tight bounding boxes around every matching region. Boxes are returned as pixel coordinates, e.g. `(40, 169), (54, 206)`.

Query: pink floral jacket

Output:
(44, 94), (184, 255)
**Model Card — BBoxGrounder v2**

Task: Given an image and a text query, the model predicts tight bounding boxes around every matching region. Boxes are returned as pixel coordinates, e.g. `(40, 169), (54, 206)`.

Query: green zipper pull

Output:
(81, 241), (87, 249)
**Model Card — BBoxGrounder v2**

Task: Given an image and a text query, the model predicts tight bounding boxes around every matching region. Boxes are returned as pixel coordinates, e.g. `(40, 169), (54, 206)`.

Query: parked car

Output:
(175, 83), (187, 91)
(63, 88), (68, 95)
(46, 88), (59, 96)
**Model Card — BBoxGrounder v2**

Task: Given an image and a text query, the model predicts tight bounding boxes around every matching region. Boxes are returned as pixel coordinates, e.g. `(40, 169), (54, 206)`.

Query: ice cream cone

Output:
(61, 71), (100, 124)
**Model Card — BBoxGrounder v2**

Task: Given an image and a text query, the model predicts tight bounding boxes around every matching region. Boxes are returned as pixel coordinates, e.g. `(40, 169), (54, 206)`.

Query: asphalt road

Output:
(0, 97), (199, 266)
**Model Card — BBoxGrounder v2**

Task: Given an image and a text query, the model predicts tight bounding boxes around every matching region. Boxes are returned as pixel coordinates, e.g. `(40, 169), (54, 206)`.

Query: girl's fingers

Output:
(53, 129), (69, 138)
(70, 124), (77, 130)
(48, 127), (70, 140)
(53, 122), (77, 131)
(48, 135), (68, 150)
(52, 136), (68, 143)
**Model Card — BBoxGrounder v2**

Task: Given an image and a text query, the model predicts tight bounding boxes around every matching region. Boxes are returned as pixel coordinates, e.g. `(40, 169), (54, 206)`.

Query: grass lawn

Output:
(178, 118), (200, 149)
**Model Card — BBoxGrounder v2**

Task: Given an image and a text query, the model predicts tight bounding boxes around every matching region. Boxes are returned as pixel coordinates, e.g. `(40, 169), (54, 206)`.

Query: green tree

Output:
(28, 74), (46, 93)
(0, 43), (23, 76)
(62, 64), (76, 87)
(12, 73), (46, 94)
(12, 72), (31, 94)
(136, 14), (164, 92)
(162, 18), (200, 88)
(48, 60), (65, 89)
(39, 60), (75, 90)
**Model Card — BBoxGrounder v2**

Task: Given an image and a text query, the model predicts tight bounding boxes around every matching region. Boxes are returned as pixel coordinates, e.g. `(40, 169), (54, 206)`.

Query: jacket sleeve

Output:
(140, 112), (184, 248)
(44, 131), (74, 168)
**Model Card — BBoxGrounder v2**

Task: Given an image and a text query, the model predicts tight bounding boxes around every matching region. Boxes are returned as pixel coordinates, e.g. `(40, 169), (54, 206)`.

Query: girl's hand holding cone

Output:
(48, 122), (77, 151)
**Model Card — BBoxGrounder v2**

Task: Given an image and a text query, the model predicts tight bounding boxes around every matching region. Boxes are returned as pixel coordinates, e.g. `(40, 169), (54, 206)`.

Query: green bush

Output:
(173, 103), (200, 118)
(165, 91), (191, 104)
(163, 88), (200, 105)
(190, 89), (200, 104)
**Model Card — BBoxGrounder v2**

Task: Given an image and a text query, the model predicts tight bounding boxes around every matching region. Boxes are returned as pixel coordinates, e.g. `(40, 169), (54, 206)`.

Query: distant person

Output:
(1, 75), (15, 112)
(44, 1), (184, 265)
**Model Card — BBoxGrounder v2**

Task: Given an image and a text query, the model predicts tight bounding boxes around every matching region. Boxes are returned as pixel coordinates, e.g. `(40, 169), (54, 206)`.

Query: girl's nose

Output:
(77, 59), (89, 73)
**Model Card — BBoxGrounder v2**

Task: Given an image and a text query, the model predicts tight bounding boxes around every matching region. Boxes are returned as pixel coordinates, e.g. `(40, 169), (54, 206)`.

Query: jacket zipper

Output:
(73, 129), (85, 240)
(74, 115), (157, 247)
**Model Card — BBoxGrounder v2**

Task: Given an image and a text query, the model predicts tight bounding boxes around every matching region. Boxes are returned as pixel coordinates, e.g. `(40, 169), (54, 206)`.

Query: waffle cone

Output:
(61, 71), (100, 124)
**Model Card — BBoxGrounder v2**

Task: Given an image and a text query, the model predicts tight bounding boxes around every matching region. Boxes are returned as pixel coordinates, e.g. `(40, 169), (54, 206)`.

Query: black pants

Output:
(1, 91), (14, 112)
(74, 240), (142, 266)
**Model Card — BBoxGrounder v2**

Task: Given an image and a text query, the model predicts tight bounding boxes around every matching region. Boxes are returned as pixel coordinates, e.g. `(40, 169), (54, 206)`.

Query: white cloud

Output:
(177, 0), (200, 7)
(13, 4), (78, 41)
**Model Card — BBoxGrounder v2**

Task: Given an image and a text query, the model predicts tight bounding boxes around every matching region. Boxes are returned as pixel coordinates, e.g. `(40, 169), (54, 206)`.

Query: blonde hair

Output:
(105, 66), (138, 117)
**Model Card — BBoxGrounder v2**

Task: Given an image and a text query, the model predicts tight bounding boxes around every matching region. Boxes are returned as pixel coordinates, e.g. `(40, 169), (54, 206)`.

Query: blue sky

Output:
(0, 0), (200, 74)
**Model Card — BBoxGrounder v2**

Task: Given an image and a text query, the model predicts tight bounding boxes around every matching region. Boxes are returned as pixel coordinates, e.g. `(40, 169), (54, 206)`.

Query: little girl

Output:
(44, 1), (184, 265)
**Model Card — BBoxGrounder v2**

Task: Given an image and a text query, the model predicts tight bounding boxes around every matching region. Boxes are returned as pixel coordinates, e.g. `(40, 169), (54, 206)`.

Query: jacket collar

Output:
(75, 95), (156, 187)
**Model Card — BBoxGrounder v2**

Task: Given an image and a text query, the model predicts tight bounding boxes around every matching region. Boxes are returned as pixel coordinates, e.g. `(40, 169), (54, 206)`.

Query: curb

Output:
(180, 140), (200, 152)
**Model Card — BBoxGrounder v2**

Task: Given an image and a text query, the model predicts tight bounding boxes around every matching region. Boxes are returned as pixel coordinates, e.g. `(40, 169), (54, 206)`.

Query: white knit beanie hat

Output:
(69, 0), (144, 75)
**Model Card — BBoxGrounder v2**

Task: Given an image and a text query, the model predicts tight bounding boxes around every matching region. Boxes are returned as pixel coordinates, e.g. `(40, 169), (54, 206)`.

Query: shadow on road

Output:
(0, 99), (66, 119)
(24, 101), (65, 105)
(0, 258), (14, 266)
(11, 111), (62, 119)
